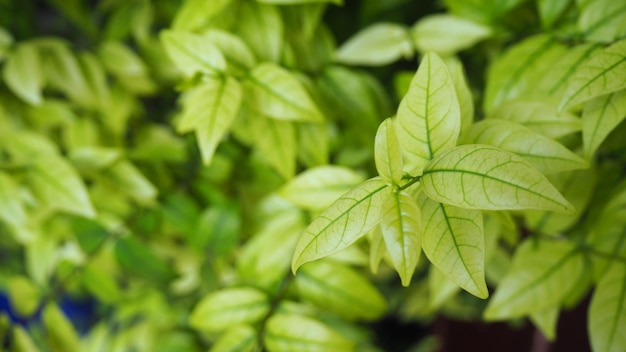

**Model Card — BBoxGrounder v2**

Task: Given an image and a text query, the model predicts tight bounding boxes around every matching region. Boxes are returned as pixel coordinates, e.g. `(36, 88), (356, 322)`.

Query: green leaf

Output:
(172, 0), (232, 31)
(292, 177), (390, 272)
(428, 265), (461, 309)
(203, 29), (257, 76)
(538, 0), (573, 28)
(380, 190), (422, 286)
(484, 35), (567, 112)
(160, 30), (226, 77)
(209, 325), (257, 352)
(530, 307), (560, 341)
(579, 0), (626, 43)
(7, 276), (40, 317)
(251, 116), (296, 180)
(589, 263), (626, 352)
(194, 205), (240, 255)
(0, 172), (28, 229)
(3, 43), (43, 105)
(488, 100), (582, 139)
(263, 314), (354, 352)
(97, 41), (155, 95)
(42, 303), (80, 352)
(42, 41), (94, 107)
(560, 39), (626, 111)
(396, 52), (461, 173)
(418, 193), (487, 298)
(78, 52), (112, 108)
(297, 122), (329, 167)
(258, 0), (341, 4)
(114, 236), (176, 284)
(81, 262), (122, 304)
(421, 144), (574, 213)
(235, 2), (283, 63)
(104, 160), (157, 204)
(375, 118), (404, 185)
(0, 27), (13, 61)
(465, 119), (588, 174)
(190, 287), (270, 332)
(12, 325), (40, 352)
(28, 155), (95, 218)
(446, 57), (474, 135)
(245, 63), (324, 122)
(335, 23), (413, 66)
(368, 226), (385, 274)
(582, 90), (626, 159)
(280, 166), (364, 210)
(296, 260), (387, 320)
(524, 167), (596, 235)
(484, 239), (584, 320)
(178, 76), (242, 164)
(411, 14), (491, 56)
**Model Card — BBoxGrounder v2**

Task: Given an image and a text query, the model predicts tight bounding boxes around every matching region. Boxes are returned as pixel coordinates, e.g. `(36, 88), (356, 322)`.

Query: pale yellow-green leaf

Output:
(582, 90), (626, 159)
(292, 177), (390, 272)
(530, 307), (560, 341)
(419, 193), (487, 298)
(396, 52), (460, 173)
(375, 118), (404, 185)
(258, 0), (342, 4)
(335, 23), (413, 66)
(0, 27), (13, 61)
(380, 191), (422, 286)
(42, 303), (80, 351)
(78, 52), (112, 108)
(296, 260), (387, 320)
(263, 314), (354, 352)
(8, 276), (40, 317)
(209, 325), (257, 352)
(538, 0), (573, 28)
(235, 2), (283, 63)
(202, 29), (257, 76)
(589, 262), (626, 352)
(172, 0), (232, 31)
(251, 116), (296, 180)
(103, 160), (157, 204)
(3, 43), (43, 105)
(484, 35), (567, 112)
(0, 172), (28, 229)
(428, 264), (461, 310)
(484, 239), (584, 320)
(297, 122), (329, 167)
(446, 57), (474, 135)
(160, 30), (226, 77)
(411, 14), (491, 55)
(69, 146), (121, 171)
(97, 41), (155, 95)
(524, 167), (596, 235)
(421, 144), (574, 213)
(560, 39), (626, 111)
(280, 166), (364, 210)
(488, 100), (581, 139)
(579, 0), (626, 43)
(81, 262), (122, 304)
(189, 287), (270, 332)
(465, 119), (588, 174)
(368, 225), (386, 274)
(29, 155), (95, 218)
(245, 63), (324, 122)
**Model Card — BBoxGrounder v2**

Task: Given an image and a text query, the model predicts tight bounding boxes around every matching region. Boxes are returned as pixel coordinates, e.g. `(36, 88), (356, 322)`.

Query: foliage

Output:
(1, 0), (626, 351)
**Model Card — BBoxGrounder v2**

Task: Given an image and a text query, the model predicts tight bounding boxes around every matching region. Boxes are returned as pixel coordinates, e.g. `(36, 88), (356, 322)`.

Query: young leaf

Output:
(263, 314), (354, 352)
(280, 166), (364, 210)
(538, 43), (599, 101)
(297, 122), (329, 167)
(396, 52), (460, 173)
(189, 287), (270, 332)
(12, 326), (40, 352)
(160, 30), (226, 77)
(538, 0), (573, 28)
(488, 100), (582, 139)
(375, 118), (404, 185)
(292, 177), (391, 272)
(251, 116), (296, 180)
(3, 43), (43, 105)
(560, 39), (626, 111)
(42, 303), (80, 352)
(582, 90), (626, 159)
(484, 239), (584, 320)
(203, 29), (257, 76)
(411, 14), (491, 56)
(29, 155), (96, 218)
(380, 191), (422, 286)
(484, 35), (567, 112)
(446, 57), (474, 135)
(172, 0), (232, 31)
(235, 2), (283, 63)
(209, 325), (257, 352)
(421, 144), (574, 213)
(418, 193), (487, 298)
(465, 119), (588, 174)
(368, 225), (386, 274)
(296, 260), (387, 320)
(104, 160), (157, 204)
(429, 265), (462, 310)
(589, 262), (626, 352)
(530, 307), (560, 341)
(245, 62), (324, 122)
(177, 76), (242, 164)
(578, 0), (626, 43)
(0, 172), (28, 229)
(335, 23), (413, 66)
